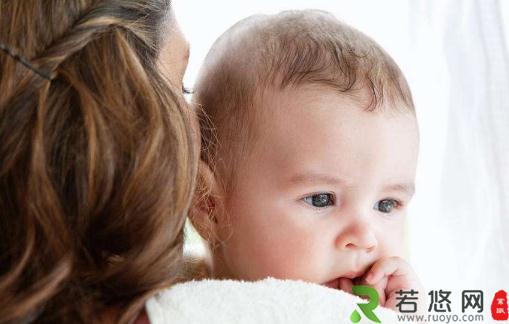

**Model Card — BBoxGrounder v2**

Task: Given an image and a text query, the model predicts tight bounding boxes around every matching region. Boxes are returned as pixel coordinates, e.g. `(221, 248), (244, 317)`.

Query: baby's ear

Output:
(189, 160), (224, 244)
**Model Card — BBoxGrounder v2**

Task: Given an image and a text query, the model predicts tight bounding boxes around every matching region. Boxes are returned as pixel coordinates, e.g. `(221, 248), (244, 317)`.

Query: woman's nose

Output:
(335, 218), (378, 252)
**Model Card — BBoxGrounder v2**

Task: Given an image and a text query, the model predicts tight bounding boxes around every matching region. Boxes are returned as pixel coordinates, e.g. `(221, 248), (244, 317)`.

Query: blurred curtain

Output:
(408, 0), (509, 292)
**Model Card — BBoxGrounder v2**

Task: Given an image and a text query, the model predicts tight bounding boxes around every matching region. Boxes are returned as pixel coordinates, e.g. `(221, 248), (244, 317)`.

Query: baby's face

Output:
(212, 86), (418, 288)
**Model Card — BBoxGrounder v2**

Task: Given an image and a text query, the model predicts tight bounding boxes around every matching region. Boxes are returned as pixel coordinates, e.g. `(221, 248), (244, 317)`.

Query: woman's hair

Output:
(0, 1), (197, 323)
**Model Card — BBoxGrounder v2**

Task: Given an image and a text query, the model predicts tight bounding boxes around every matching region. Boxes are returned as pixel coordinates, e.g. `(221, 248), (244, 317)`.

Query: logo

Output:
(350, 285), (381, 323)
(491, 290), (508, 321)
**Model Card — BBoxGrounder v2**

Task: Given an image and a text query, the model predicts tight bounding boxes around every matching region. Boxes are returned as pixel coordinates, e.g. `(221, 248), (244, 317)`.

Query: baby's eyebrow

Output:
(287, 173), (415, 196)
(382, 183), (415, 196)
(288, 173), (346, 186)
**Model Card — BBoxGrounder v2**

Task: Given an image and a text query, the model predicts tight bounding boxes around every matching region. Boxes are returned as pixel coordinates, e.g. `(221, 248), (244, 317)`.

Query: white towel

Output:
(146, 278), (408, 324)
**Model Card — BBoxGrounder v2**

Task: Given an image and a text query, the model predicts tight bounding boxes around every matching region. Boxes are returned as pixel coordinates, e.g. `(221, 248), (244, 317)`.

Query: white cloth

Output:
(146, 278), (407, 324)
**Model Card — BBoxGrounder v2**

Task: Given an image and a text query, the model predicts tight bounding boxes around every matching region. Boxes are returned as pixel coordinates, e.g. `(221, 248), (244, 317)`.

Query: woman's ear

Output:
(189, 160), (224, 244)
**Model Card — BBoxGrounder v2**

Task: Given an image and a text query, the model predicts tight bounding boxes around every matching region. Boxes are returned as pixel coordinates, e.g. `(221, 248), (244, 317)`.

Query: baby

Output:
(190, 10), (422, 310)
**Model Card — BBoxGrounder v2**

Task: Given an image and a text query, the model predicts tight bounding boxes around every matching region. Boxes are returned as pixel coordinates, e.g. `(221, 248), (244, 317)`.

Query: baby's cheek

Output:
(223, 201), (330, 282)
(377, 227), (405, 257)
(247, 233), (326, 281)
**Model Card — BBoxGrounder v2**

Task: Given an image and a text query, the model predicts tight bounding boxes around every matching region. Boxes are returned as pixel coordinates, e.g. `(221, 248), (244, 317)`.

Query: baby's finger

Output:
(356, 275), (387, 306)
(373, 277), (387, 306)
(365, 257), (410, 285)
(385, 271), (421, 294)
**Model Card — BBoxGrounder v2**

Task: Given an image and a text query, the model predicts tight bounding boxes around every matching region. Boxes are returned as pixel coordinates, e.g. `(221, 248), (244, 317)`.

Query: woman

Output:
(0, 1), (197, 323)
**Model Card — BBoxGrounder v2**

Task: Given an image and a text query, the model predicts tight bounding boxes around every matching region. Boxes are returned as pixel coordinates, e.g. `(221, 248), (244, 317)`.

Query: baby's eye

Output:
(182, 85), (193, 95)
(303, 193), (335, 208)
(374, 199), (399, 213)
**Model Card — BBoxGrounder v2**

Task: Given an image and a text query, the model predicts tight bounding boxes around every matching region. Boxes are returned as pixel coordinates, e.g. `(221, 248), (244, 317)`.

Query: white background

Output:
(176, 0), (509, 297)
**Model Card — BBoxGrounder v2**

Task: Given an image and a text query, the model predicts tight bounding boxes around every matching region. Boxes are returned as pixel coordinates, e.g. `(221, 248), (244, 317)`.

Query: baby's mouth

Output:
(321, 265), (372, 292)
(323, 277), (342, 289)
(322, 275), (364, 291)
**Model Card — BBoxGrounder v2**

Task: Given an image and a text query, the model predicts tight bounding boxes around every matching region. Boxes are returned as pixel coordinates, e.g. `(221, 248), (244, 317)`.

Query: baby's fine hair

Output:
(194, 9), (414, 192)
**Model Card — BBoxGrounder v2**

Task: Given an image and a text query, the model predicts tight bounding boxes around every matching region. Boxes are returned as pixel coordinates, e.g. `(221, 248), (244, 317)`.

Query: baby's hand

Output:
(339, 257), (424, 312)
(362, 257), (423, 311)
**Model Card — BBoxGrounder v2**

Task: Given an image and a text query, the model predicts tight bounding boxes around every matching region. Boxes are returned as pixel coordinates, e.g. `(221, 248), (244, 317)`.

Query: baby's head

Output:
(192, 10), (418, 287)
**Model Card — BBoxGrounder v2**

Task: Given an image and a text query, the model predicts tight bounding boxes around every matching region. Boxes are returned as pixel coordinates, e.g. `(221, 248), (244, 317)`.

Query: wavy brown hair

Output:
(0, 1), (197, 323)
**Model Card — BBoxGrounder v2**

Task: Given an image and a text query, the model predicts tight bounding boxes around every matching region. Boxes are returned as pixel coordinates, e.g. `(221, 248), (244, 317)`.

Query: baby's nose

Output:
(335, 220), (378, 252)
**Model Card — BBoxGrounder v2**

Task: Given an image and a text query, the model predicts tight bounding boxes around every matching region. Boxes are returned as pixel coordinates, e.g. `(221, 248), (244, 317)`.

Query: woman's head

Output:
(0, 1), (196, 322)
